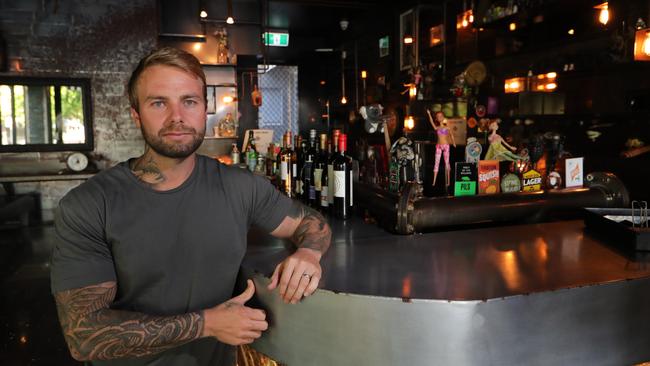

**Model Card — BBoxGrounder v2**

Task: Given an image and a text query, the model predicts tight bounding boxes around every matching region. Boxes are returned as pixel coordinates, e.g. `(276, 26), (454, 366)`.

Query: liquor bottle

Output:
(302, 129), (318, 206)
(266, 143), (276, 177)
(314, 133), (328, 210)
(246, 130), (258, 172)
(230, 143), (240, 165)
(333, 133), (353, 219)
(278, 132), (294, 197)
(293, 134), (303, 199)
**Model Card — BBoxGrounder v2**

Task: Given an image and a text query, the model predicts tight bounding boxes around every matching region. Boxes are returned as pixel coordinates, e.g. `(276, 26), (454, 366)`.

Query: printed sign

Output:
(522, 169), (542, 192)
(547, 171), (562, 189)
(501, 173), (521, 193)
(454, 162), (477, 196)
(478, 160), (500, 194)
(565, 157), (584, 188)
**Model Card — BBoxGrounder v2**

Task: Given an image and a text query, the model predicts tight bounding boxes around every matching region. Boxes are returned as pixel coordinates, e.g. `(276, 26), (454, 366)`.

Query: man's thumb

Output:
(231, 279), (255, 304)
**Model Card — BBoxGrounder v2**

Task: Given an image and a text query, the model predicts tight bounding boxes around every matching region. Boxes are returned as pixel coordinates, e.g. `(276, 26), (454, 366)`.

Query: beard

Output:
(140, 122), (205, 159)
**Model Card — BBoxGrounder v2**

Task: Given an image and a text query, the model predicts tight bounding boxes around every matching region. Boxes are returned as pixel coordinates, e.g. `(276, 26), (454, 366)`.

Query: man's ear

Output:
(130, 107), (141, 129)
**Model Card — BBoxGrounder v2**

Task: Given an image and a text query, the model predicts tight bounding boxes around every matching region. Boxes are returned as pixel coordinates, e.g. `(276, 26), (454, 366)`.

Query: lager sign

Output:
(454, 162), (477, 196)
(522, 169), (542, 192)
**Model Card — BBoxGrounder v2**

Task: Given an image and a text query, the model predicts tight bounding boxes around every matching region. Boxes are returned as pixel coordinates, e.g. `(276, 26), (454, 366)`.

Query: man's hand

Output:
(268, 248), (322, 304)
(202, 280), (268, 345)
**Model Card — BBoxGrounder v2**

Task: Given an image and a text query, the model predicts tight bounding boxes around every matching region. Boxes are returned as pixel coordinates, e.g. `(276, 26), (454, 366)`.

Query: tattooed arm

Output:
(268, 201), (332, 304)
(55, 280), (267, 361)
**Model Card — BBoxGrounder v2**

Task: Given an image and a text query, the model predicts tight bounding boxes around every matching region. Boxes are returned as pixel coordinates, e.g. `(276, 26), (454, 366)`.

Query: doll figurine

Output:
(485, 119), (527, 162)
(427, 110), (456, 187)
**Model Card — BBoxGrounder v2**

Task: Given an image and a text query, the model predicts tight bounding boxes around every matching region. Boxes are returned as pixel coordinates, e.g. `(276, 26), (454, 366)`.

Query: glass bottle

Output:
(333, 133), (353, 219)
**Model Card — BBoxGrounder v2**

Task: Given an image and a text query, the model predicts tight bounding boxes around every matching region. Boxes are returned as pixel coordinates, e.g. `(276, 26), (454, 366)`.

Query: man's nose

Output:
(168, 101), (183, 123)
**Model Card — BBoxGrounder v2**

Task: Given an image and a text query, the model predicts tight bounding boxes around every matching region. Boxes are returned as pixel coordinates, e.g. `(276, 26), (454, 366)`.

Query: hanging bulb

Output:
(595, 2), (609, 25)
(404, 116), (415, 130)
(226, 16), (234, 24)
(200, 10), (208, 18)
(341, 96), (347, 104)
(462, 17), (469, 28)
(409, 84), (417, 98)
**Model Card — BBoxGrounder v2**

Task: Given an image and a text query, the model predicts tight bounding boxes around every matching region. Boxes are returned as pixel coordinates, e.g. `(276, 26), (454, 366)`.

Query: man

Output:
(50, 47), (331, 365)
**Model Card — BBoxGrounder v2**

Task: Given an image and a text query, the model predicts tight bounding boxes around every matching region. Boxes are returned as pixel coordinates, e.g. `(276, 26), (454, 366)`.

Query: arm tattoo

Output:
(131, 154), (165, 186)
(288, 201), (331, 254)
(54, 282), (203, 361)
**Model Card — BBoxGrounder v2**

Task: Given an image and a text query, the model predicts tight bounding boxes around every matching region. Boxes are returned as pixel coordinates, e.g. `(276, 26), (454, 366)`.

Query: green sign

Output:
(454, 162), (477, 196)
(263, 32), (289, 47)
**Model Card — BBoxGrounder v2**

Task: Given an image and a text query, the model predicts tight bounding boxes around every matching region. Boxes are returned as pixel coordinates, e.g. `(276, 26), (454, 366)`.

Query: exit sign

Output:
(263, 32), (289, 47)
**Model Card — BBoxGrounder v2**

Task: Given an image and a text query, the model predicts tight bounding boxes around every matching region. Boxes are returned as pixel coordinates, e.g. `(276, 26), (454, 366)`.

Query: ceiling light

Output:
(594, 2), (609, 25)
(403, 36), (414, 44)
(568, 28), (575, 35)
(200, 10), (208, 18)
(509, 22), (517, 31)
(226, 16), (234, 24)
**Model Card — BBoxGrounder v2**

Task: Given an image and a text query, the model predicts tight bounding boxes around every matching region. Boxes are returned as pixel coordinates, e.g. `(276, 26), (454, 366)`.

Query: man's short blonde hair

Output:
(128, 47), (207, 111)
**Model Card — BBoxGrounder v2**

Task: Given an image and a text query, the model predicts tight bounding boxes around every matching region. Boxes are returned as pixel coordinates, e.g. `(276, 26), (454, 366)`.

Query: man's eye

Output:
(151, 101), (165, 108)
(184, 99), (198, 106)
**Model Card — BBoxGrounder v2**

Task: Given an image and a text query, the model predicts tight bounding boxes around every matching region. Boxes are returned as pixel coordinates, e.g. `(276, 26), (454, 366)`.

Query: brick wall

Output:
(0, 0), (158, 221)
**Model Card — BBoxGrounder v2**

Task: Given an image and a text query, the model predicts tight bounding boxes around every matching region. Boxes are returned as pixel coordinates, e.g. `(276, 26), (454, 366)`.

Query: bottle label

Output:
(314, 168), (323, 191)
(334, 171), (346, 198)
(292, 163), (297, 178)
(321, 186), (329, 207)
(309, 186), (316, 200)
(350, 174), (353, 206)
(280, 161), (288, 180)
(327, 165), (334, 203)
(296, 180), (303, 194)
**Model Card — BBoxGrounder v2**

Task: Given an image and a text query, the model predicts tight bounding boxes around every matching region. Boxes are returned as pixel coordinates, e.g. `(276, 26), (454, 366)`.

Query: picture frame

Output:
(399, 8), (418, 70)
(429, 24), (444, 47)
(379, 35), (390, 58)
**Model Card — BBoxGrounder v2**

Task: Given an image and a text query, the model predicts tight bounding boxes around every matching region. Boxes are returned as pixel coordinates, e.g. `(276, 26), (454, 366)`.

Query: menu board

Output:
(478, 160), (500, 194)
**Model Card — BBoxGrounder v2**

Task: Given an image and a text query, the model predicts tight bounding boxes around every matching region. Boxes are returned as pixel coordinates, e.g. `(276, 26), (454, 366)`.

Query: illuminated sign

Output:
(263, 32), (289, 47)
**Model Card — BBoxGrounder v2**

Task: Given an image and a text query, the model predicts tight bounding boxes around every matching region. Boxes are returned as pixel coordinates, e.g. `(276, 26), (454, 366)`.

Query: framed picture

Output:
(379, 35), (390, 57)
(206, 86), (216, 114)
(429, 24), (444, 47)
(400, 8), (418, 70)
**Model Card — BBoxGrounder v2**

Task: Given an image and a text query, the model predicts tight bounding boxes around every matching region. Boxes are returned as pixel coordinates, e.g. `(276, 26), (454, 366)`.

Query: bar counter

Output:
(243, 217), (650, 365)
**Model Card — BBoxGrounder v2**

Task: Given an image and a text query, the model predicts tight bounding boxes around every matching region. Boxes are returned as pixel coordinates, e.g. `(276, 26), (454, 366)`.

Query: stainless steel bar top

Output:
(244, 218), (650, 301)
(243, 218), (650, 365)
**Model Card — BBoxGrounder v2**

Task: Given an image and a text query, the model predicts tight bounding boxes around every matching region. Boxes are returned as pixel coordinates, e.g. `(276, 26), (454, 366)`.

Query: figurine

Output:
(217, 112), (236, 137)
(427, 110), (456, 187)
(485, 119), (527, 162)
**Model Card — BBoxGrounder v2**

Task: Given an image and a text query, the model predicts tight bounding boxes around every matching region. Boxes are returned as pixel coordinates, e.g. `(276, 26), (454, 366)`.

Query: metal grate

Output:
(258, 65), (298, 145)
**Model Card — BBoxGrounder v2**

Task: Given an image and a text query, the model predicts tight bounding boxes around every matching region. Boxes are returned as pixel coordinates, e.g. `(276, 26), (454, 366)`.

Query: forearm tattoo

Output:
(288, 201), (331, 253)
(54, 282), (203, 361)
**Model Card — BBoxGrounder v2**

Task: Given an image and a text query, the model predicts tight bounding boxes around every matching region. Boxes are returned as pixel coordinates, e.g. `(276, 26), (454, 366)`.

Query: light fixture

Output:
(568, 28), (575, 35)
(409, 84), (417, 99)
(530, 72), (558, 92)
(193, 43), (202, 51)
(504, 77), (526, 93)
(509, 22), (517, 31)
(594, 2), (609, 25)
(320, 80), (326, 85)
(222, 95), (235, 103)
(200, 10), (208, 18)
(403, 36), (414, 44)
(634, 29), (650, 60)
(404, 116), (415, 130)
(361, 70), (367, 79)
(226, 0), (234, 24)
(341, 50), (347, 105)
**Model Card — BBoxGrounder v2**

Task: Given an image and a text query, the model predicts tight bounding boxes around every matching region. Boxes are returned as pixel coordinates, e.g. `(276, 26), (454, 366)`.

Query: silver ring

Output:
(302, 273), (312, 279)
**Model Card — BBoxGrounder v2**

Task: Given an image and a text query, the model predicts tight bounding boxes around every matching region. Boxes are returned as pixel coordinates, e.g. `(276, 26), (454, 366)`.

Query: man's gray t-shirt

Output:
(51, 155), (292, 366)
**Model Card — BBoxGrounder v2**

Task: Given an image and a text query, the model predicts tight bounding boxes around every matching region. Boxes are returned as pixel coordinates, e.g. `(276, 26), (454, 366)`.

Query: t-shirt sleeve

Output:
(50, 185), (116, 294)
(248, 173), (293, 233)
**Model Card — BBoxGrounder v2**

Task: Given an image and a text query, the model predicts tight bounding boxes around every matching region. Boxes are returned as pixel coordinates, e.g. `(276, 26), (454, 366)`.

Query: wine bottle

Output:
(333, 133), (353, 219)
(278, 131), (294, 197)
(293, 134), (303, 199)
(314, 133), (328, 210)
(246, 130), (258, 172)
(302, 129), (318, 206)
(327, 129), (341, 206)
